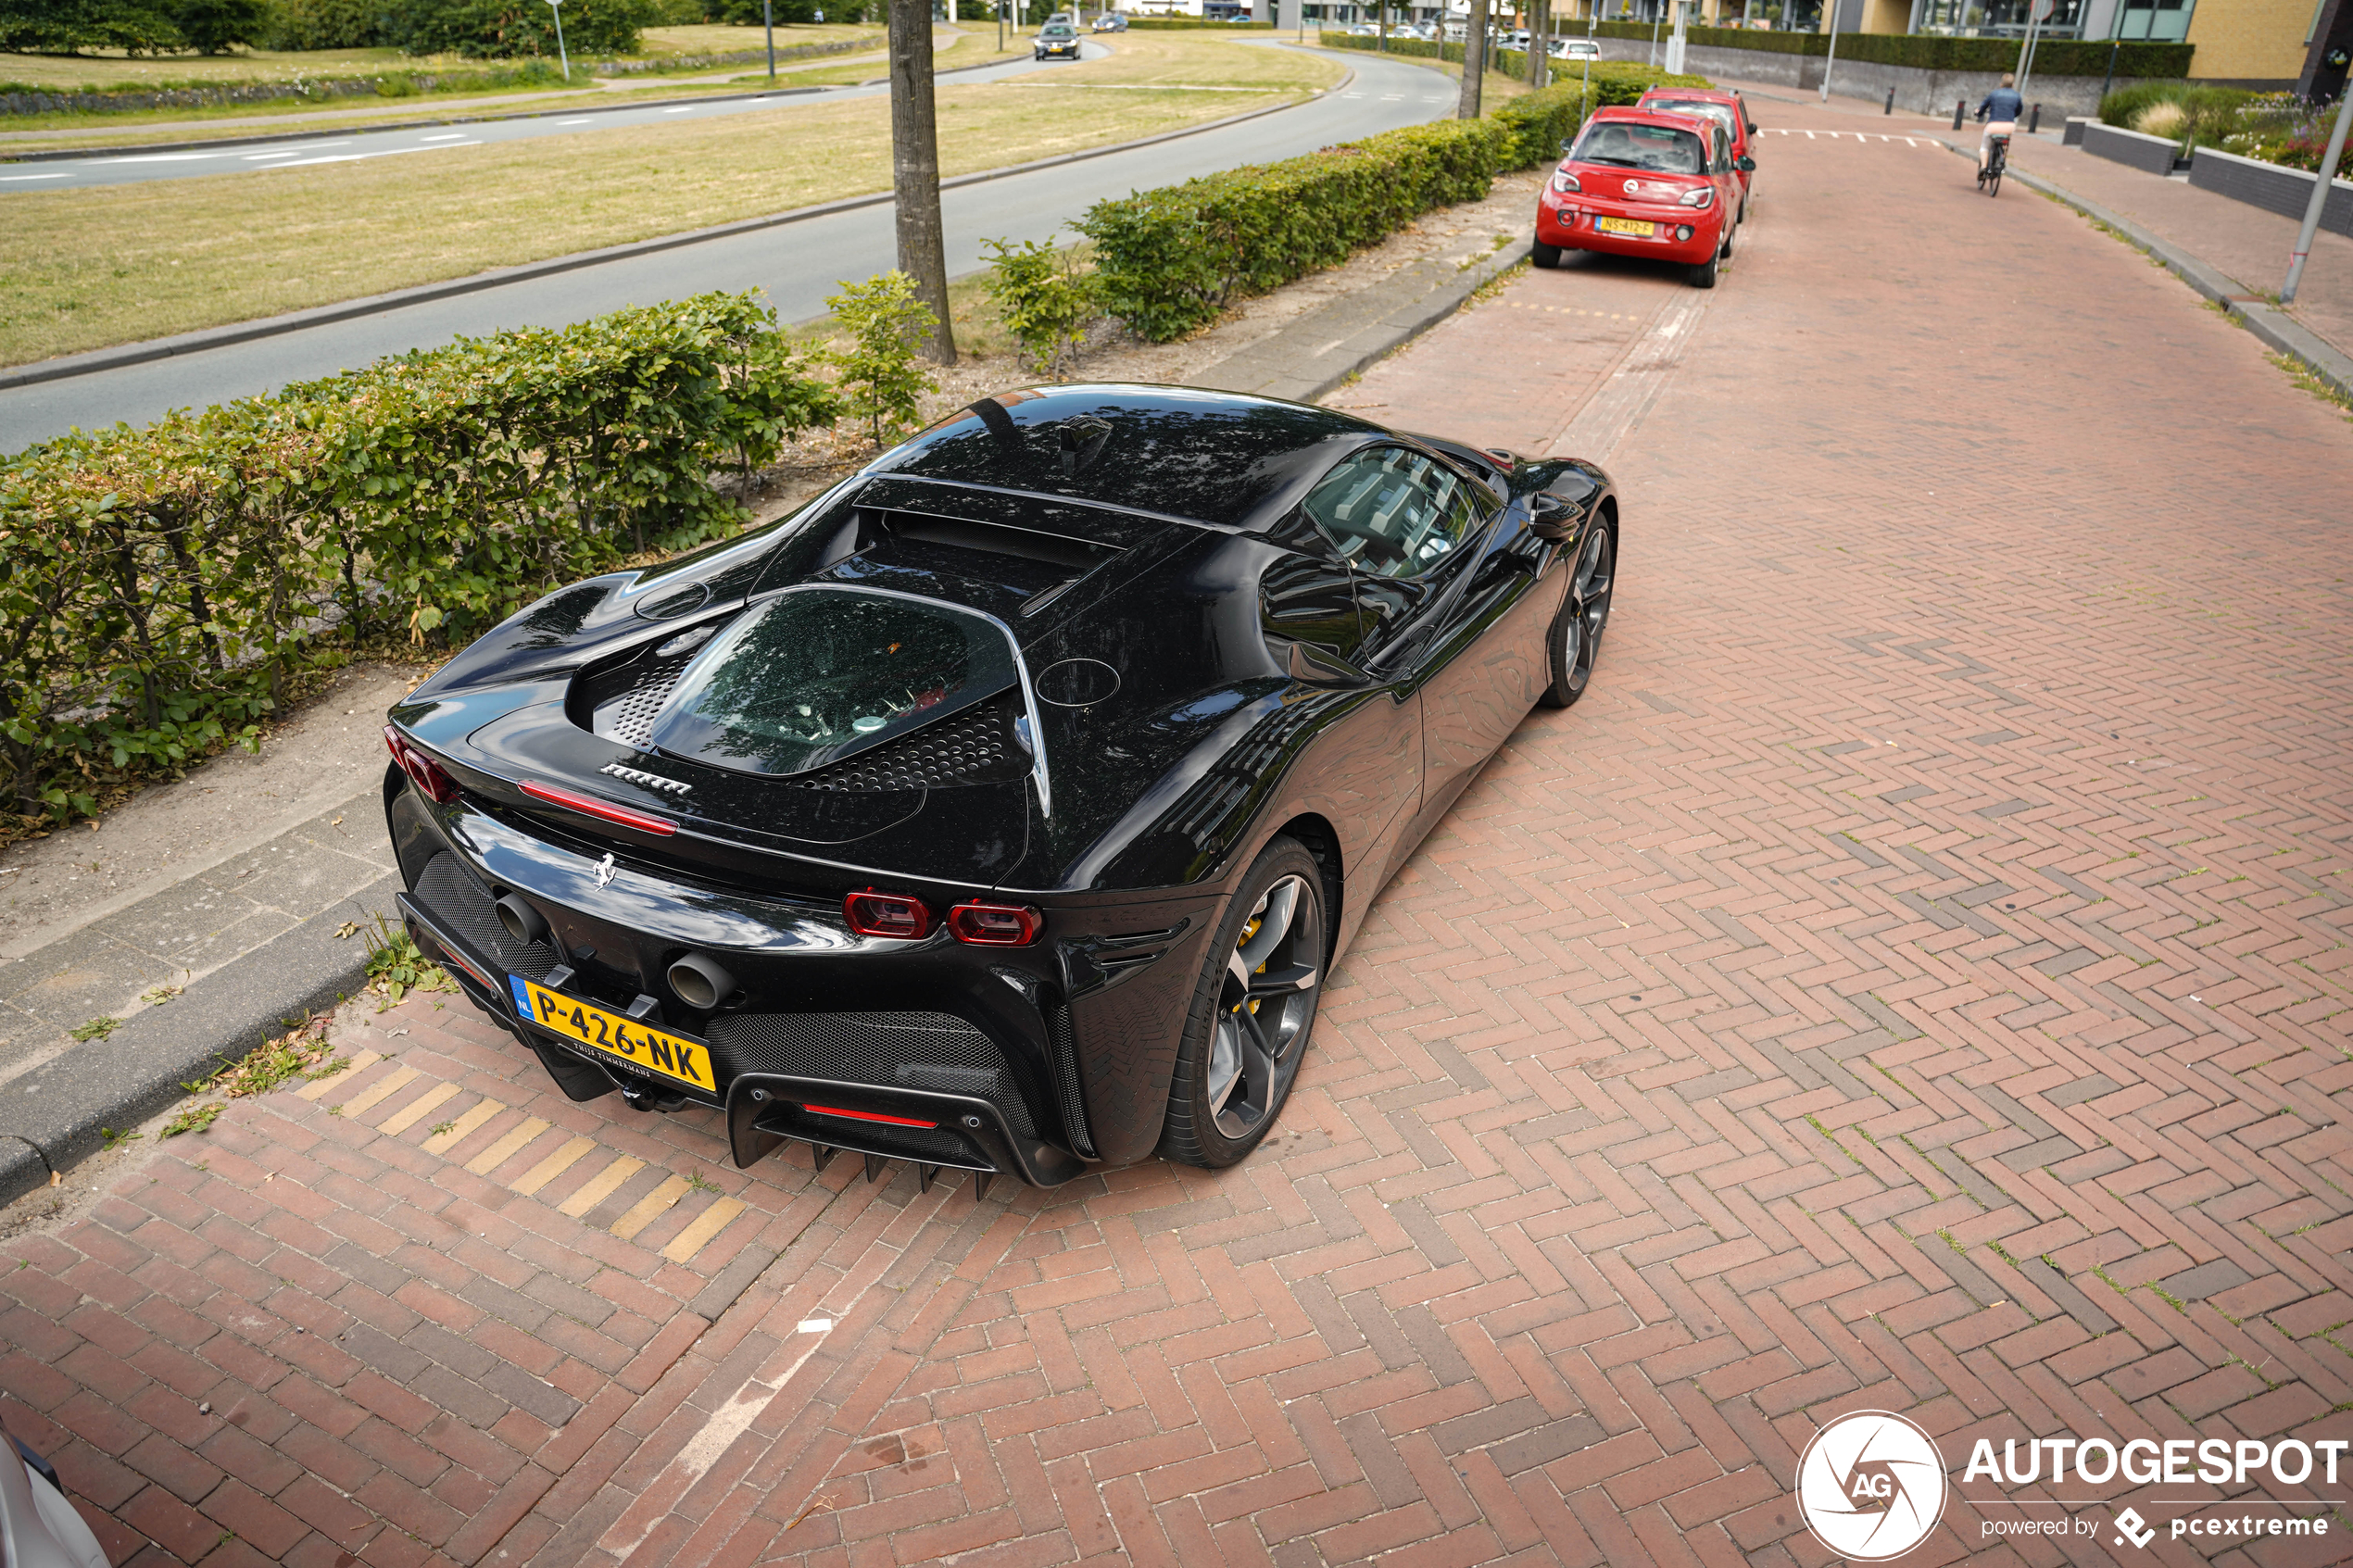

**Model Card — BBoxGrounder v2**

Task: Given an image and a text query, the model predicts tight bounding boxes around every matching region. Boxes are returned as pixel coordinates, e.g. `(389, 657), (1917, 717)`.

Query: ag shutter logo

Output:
(1794, 1411), (1949, 1561)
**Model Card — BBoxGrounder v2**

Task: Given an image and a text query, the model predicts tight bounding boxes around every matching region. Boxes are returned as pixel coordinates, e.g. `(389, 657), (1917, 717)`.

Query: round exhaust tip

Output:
(496, 893), (549, 947)
(668, 952), (735, 1010)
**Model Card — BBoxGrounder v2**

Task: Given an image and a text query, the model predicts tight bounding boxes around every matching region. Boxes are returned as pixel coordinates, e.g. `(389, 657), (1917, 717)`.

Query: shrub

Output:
(171, 0), (269, 51)
(2099, 79), (2255, 149)
(982, 238), (1095, 378)
(0, 0), (184, 54)
(1078, 119), (1513, 343)
(380, 0), (659, 58)
(259, 0), (383, 49)
(0, 294), (834, 829)
(824, 271), (939, 445)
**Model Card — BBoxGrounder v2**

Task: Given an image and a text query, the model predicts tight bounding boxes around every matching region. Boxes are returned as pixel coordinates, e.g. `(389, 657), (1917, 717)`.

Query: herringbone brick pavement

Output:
(5, 130), (2350, 1568)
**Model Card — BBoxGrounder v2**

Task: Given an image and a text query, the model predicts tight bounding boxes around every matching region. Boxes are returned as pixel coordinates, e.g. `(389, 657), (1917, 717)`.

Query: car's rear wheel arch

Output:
(1268, 812), (1344, 964)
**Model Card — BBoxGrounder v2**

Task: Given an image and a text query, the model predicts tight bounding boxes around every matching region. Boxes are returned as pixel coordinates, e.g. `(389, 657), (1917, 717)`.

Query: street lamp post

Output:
(2283, 87), (2353, 303)
(763, 0), (776, 82)
(1818, 0), (1839, 103)
(542, 0), (570, 80)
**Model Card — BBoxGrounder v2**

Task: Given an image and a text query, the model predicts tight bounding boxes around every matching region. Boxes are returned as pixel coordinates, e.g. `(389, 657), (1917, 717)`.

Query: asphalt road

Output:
(0, 43), (1112, 191)
(0, 48), (1452, 449)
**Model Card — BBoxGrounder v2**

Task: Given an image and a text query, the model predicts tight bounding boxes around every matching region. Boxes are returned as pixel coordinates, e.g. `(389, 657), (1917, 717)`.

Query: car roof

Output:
(872, 384), (1386, 532)
(1586, 107), (1716, 132)
(1638, 87), (1743, 103)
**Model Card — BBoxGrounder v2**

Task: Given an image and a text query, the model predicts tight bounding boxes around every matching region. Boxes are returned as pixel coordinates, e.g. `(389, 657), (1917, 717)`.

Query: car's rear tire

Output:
(1537, 522), (1616, 709)
(1157, 836), (1327, 1169)
(1690, 247), (1718, 288)
(1531, 239), (1563, 269)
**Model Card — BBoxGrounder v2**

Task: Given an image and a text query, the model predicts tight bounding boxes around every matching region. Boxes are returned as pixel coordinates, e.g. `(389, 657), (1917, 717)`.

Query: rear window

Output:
(1569, 120), (1705, 174)
(646, 588), (1018, 778)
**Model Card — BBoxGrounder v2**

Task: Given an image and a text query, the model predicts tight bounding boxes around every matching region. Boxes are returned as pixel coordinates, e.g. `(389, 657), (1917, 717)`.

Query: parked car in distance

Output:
(1036, 20), (1081, 56)
(1550, 35), (1601, 58)
(1091, 10), (1126, 26)
(1346, 20), (1379, 33)
(1635, 86), (1758, 218)
(1533, 106), (1746, 288)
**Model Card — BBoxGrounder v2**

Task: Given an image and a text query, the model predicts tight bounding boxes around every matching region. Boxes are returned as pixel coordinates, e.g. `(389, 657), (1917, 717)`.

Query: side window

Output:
(1302, 448), (1485, 580)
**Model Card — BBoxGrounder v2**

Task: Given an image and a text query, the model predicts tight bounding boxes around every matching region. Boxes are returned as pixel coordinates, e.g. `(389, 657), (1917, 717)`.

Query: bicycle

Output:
(1977, 130), (2008, 196)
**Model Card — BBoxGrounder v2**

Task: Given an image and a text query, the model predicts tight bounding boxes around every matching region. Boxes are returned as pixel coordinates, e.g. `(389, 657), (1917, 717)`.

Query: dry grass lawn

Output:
(0, 72), (1317, 366)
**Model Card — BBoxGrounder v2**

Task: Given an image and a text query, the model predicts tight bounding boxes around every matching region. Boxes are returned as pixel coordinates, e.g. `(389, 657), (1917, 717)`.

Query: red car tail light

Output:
(1549, 168), (1581, 193)
(801, 1103), (939, 1129)
(946, 902), (1043, 947)
(1679, 186), (1716, 208)
(845, 889), (933, 939)
(384, 726), (460, 806)
(519, 779), (678, 837)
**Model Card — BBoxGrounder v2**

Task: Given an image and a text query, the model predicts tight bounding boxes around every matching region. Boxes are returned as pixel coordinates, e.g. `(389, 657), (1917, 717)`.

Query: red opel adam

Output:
(1532, 107), (1748, 288)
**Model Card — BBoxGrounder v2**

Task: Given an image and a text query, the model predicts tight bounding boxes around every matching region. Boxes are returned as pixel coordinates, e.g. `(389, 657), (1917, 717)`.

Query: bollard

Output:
(1884, 87), (1894, 115)
(1953, 97), (1965, 130)
(2028, 102), (2041, 134)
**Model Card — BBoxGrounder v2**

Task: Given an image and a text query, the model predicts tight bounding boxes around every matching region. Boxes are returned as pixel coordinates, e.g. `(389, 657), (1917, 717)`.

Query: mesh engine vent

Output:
(707, 1010), (1038, 1137)
(1044, 999), (1096, 1159)
(410, 853), (560, 981)
(587, 648), (699, 749)
(786, 692), (1027, 794)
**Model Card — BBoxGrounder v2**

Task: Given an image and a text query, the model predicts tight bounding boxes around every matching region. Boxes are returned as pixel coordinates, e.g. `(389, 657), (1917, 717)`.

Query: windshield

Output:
(1568, 120), (1705, 174)
(646, 589), (1019, 778)
(1645, 99), (1736, 138)
(1042, 23), (1075, 33)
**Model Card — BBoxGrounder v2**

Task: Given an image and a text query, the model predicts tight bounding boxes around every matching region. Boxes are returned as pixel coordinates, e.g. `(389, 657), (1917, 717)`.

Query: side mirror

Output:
(1737, 155), (1755, 171)
(1560, 139), (1575, 155)
(1528, 493), (1577, 542)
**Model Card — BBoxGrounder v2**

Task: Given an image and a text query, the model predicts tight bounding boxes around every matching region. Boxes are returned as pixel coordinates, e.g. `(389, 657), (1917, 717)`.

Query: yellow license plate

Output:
(1596, 217), (1656, 236)
(512, 978), (716, 1093)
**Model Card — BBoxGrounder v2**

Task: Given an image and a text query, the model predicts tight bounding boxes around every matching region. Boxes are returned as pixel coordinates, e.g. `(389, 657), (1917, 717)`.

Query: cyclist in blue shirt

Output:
(1976, 72), (2023, 171)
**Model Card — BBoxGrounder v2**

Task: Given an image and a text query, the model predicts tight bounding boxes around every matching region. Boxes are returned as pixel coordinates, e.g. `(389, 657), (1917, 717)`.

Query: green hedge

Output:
(1079, 119), (1514, 342)
(0, 294), (833, 825)
(1572, 20), (2192, 77)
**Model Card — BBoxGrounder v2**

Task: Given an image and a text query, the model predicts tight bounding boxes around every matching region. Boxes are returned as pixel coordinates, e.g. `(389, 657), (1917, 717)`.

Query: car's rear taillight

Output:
(384, 726), (460, 806)
(1550, 168), (1581, 193)
(845, 889), (933, 939)
(519, 779), (677, 837)
(947, 902), (1043, 947)
(1679, 186), (1716, 208)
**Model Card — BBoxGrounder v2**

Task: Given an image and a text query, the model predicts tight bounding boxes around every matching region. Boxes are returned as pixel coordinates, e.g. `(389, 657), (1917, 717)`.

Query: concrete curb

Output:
(0, 871), (402, 1206)
(1930, 136), (2353, 406)
(0, 78), (1343, 394)
(1191, 237), (1533, 405)
(1, 82), (836, 164)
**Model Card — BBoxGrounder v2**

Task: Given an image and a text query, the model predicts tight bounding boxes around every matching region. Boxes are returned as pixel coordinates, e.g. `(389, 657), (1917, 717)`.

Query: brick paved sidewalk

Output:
(6, 126), (2352, 1568)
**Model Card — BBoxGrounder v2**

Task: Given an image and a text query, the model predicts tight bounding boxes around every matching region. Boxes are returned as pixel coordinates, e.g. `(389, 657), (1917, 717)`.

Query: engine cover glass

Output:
(646, 588), (1018, 777)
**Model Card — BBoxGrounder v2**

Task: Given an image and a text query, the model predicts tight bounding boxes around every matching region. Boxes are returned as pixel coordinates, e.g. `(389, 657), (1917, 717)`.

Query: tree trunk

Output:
(1457, 0), (1488, 119)
(1528, 0), (1550, 86)
(888, 0), (957, 365)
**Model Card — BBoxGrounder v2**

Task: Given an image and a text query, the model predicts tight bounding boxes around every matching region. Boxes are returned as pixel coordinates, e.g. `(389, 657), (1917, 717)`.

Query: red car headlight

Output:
(1679, 186), (1716, 208)
(384, 726), (460, 806)
(946, 902), (1044, 947)
(845, 889), (933, 939)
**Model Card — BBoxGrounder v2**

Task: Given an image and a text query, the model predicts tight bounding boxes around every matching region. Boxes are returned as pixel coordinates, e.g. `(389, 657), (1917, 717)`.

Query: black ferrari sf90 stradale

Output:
(385, 385), (1617, 1195)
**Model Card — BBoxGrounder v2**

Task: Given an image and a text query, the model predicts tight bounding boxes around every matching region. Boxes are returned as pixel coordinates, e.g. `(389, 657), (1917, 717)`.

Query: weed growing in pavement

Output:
(1467, 258), (1529, 304)
(142, 985), (182, 1007)
(160, 1103), (223, 1138)
(360, 910), (455, 1008)
(69, 1016), (120, 1042)
(198, 1015), (339, 1098)
(99, 1127), (142, 1149)
(427, 1122), (455, 1137)
(326, 1104), (346, 1116)
(2270, 353), (2353, 420)
(686, 1171), (721, 1194)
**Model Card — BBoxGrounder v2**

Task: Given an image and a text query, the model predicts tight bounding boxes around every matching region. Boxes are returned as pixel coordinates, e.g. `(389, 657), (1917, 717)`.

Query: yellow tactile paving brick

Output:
(421, 1098), (501, 1155)
(556, 1155), (643, 1218)
(379, 1081), (460, 1135)
(465, 1117), (549, 1176)
(660, 1198), (744, 1264)
(333, 1063), (417, 1118)
(610, 1174), (692, 1242)
(296, 1048), (378, 1101)
(510, 1135), (597, 1197)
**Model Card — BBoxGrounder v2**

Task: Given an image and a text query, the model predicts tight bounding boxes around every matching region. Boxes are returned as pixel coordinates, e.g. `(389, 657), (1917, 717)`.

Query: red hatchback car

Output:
(1635, 86), (1759, 220)
(1532, 107), (1746, 288)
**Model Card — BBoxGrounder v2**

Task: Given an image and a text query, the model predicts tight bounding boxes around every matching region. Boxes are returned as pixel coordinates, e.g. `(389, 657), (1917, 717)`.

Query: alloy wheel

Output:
(1204, 873), (1321, 1139)
(1555, 526), (1617, 697)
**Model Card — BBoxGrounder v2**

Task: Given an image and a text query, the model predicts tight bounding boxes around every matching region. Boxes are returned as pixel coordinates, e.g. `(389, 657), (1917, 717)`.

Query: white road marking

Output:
(0, 171), (69, 181)
(558, 117), (595, 123)
(419, 132), (470, 142)
(663, 105), (699, 113)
